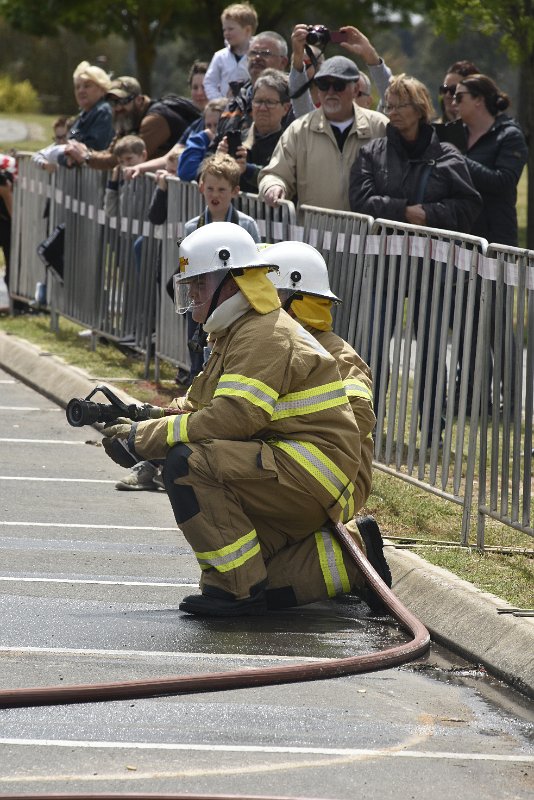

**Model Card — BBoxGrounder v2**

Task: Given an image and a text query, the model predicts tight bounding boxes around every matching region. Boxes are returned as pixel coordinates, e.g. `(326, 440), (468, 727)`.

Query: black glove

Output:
(101, 421), (139, 468)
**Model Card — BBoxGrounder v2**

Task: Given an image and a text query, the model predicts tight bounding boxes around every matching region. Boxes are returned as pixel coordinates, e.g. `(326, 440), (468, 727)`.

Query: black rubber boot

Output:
(356, 515), (392, 613)
(179, 584), (269, 617)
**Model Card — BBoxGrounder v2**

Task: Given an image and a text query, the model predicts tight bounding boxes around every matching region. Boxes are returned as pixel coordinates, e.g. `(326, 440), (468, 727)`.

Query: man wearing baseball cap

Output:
(259, 54), (388, 212)
(65, 75), (200, 170)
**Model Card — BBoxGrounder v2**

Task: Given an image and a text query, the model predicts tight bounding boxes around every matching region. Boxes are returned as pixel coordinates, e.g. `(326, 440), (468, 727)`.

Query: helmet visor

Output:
(173, 269), (229, 315)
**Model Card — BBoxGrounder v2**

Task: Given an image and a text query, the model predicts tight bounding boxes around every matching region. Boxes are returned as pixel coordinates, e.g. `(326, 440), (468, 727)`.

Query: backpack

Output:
(148, 95), (201, 144)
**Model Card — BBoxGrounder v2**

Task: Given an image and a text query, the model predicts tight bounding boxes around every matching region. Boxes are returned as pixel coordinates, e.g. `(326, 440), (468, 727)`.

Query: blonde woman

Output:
(61, 61), (114, 160)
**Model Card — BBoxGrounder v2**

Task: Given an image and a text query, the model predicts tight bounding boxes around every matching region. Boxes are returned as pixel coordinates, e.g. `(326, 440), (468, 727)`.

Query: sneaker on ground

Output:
(115, 460), (160, 491)
(152, 468), (165, 490)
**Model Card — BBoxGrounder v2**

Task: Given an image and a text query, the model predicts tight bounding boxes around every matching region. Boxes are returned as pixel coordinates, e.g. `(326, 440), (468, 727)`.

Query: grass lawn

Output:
(1, 311), (532, 609)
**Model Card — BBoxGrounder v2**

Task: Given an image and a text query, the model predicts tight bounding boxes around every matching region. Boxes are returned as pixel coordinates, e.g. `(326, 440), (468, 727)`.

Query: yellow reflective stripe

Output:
(272, 381), (348, 420)
(315, 529), (351, 597)
(166, 413), (190, 445)
(344, 379), (373, 402)
(214, 373), (278, 415)
(195, 529), (260, 573)
(271, 439), (355, 516)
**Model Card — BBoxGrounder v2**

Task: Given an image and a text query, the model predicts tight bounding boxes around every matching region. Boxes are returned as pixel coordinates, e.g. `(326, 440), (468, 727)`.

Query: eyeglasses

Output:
(452, 91), (473, 103)
(249, 49), (277, 58)
(314, 78), (350, 93)
(108, 94), (136, 107)
(439, 84), (457, 96)
(384, 102), (413, 114)
(252, 98), (282, 108)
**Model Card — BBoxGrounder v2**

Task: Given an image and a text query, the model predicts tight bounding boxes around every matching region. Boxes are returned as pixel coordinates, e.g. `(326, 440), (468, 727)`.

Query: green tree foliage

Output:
(0, 0), (423, 93)
(0, 75), (39, 112)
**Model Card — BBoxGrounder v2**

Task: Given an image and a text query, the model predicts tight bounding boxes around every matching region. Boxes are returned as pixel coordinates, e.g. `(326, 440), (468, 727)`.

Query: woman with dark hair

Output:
(437, 60), (479, 123)
(452, 74), (527, 245)
(451, 74), (527, 413)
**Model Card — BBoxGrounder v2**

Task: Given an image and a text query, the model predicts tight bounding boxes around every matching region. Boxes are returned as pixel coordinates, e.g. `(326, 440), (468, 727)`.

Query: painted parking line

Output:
(0, 738), (531, 763)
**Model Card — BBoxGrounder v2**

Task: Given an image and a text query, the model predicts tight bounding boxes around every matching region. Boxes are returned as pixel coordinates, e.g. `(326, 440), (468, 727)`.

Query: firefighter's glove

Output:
(101, 422), (139, 468)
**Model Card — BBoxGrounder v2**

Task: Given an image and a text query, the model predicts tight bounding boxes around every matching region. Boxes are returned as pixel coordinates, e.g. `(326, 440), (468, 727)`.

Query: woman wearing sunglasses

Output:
(437, 60), (479, 123)
(450, 74), (527, 415)
(349, 74), (481, 440)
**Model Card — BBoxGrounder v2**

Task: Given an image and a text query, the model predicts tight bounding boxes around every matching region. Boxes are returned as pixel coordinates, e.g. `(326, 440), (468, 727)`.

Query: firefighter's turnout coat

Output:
(133, 305), (366, 604)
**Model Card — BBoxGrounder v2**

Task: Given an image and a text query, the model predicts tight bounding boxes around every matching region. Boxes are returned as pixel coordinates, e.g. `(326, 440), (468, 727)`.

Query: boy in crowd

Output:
(115, 153), (260, 491)
(104, 135), (147, 217)
(203, 3), (258, 100)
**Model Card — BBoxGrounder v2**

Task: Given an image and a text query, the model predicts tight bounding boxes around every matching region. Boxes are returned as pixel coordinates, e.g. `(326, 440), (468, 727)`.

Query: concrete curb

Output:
(1, 330), (533, 698)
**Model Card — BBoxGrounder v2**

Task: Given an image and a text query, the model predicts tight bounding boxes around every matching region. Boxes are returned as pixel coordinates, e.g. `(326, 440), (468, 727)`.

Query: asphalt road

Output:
(0, 367), (532, 799)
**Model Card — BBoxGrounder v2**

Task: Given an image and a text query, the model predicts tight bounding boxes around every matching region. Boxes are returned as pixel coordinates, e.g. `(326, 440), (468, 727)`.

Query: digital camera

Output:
(305, 25), (347, 47)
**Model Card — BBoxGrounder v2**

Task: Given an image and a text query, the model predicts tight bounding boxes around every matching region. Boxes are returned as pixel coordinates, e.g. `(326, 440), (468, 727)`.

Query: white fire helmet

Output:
(264, 241), (340, 303)
(173, 222), (277, 315)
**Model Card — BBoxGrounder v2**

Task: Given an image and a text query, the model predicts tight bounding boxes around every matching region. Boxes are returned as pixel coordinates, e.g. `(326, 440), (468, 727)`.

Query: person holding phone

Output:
(217, 70), (290, 193)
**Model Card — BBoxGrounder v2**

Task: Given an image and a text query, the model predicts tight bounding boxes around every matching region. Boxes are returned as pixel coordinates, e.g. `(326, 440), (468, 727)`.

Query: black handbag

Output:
(37, 223), (65, 281)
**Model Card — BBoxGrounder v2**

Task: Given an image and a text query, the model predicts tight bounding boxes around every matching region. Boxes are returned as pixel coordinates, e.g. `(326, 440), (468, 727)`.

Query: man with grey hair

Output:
(210, 31), (289, 149)
(259, 55), (388, 212)
(289, 24), (391, 118)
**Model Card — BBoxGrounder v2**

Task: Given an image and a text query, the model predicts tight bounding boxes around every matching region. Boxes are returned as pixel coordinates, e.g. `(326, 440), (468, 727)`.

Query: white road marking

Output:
(0, 738), (531, 763)
(0, 522), (177, 531)
(0, 438), (88, 444)
(0, 476), (115, 483)
(0, 645), (325, 663)
(0, 406), (61, 411)
(0, 379), (16, 383)
(0, 577), (189, 587)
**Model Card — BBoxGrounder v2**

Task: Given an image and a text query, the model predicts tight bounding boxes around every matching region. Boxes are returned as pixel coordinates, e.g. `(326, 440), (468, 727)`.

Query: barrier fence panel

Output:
(154, 177), (194, 377)
(236, 194), (297, 243)
(299, 205), (373, 349)
(476, 244), (534, 545)
(11, 155), (52, 304)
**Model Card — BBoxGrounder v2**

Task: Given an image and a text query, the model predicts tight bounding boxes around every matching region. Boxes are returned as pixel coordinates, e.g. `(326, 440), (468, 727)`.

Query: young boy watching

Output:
(184, 153), (260, 239)
(203, 3), (258, 100)
(104, 135), (147, 217)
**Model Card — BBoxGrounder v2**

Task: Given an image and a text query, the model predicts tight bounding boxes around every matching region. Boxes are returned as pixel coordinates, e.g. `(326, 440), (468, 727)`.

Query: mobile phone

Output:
(329, 30), (348, 44)
(226, 130), (242, 158)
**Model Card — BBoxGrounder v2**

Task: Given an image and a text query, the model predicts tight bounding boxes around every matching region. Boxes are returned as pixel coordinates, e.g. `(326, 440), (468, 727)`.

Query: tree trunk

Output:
(133, 33), (156, 97)
(518, 52), (534, 249)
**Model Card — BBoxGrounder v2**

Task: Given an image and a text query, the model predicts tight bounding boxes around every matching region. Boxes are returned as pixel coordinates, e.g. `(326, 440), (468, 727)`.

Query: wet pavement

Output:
(0, 366), (532, 799)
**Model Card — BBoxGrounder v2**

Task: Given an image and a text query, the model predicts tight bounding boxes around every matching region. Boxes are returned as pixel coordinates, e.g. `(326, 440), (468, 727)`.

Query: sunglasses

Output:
(314, 78), (350, 92)
(452, 91), (473, 104)
(108, 94), (136, 107)
(439, 84), (457, 96)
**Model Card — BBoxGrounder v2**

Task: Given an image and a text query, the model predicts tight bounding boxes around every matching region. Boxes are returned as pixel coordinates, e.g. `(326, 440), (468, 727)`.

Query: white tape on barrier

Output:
(289, 224), (304, 241)
(98, 209), (106, 225)
(55, 188), (63, 204)
(273, 221), (283, 240)
(364, 235), (380, 255)
(455, 244), (473, 272)
(350, 234), (361, 253)
(478, 255), (498, 280)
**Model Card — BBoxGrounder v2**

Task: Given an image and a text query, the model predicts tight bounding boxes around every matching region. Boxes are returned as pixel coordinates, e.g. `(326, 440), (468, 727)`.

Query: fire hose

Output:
(0, 521), (429, 709)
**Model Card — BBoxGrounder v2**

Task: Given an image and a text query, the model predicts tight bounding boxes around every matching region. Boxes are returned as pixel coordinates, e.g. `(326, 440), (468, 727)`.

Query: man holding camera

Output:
(259, 54), (388, 212)
(289, 24), (392, 118)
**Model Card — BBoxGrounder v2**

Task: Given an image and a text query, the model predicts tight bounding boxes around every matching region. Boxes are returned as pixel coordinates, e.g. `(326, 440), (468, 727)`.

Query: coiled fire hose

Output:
(0, 522), (430, 709)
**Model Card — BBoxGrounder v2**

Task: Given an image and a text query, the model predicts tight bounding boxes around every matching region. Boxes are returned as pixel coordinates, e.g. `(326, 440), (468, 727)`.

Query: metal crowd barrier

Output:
(8, 156), (533, 546)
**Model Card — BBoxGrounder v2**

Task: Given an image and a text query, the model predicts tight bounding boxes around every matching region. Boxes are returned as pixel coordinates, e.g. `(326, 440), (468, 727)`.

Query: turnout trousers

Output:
(163, 439), (366, 605)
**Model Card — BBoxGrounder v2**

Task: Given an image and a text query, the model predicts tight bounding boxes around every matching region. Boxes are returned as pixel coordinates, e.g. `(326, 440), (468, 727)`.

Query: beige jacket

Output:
(258, 103), (388, 211)
(134, 307), (363, 523)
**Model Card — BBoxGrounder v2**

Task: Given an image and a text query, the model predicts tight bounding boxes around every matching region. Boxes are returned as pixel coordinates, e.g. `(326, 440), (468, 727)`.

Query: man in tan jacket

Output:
(259, 55), (388, 212)
(102, 222), (368, 617)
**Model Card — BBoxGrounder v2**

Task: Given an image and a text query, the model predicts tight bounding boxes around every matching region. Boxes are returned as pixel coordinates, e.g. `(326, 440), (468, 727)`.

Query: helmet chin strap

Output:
(202, 271), (232, 324)
(282, 292), (302, 312)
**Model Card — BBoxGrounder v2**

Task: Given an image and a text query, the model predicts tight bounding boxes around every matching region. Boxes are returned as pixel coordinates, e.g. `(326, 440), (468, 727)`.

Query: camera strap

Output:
(289, 43), (322, 100)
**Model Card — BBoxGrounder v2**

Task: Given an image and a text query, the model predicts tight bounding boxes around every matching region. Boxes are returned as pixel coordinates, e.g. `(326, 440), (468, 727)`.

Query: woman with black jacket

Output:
(349, 74), (482, 442)
(450, 74), (528, 413)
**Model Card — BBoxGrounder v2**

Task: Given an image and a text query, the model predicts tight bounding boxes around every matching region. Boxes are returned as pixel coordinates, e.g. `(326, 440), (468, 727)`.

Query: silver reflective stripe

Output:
(273, 385), (347, 416)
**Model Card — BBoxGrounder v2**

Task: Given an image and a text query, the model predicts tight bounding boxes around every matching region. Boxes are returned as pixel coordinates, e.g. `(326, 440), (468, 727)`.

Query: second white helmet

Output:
(264, 241), (340, 302)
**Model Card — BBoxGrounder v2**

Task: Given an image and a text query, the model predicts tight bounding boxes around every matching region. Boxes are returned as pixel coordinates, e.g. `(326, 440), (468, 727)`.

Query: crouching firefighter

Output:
(102, 222), (369, 616)
(263, 240), (392, 607)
